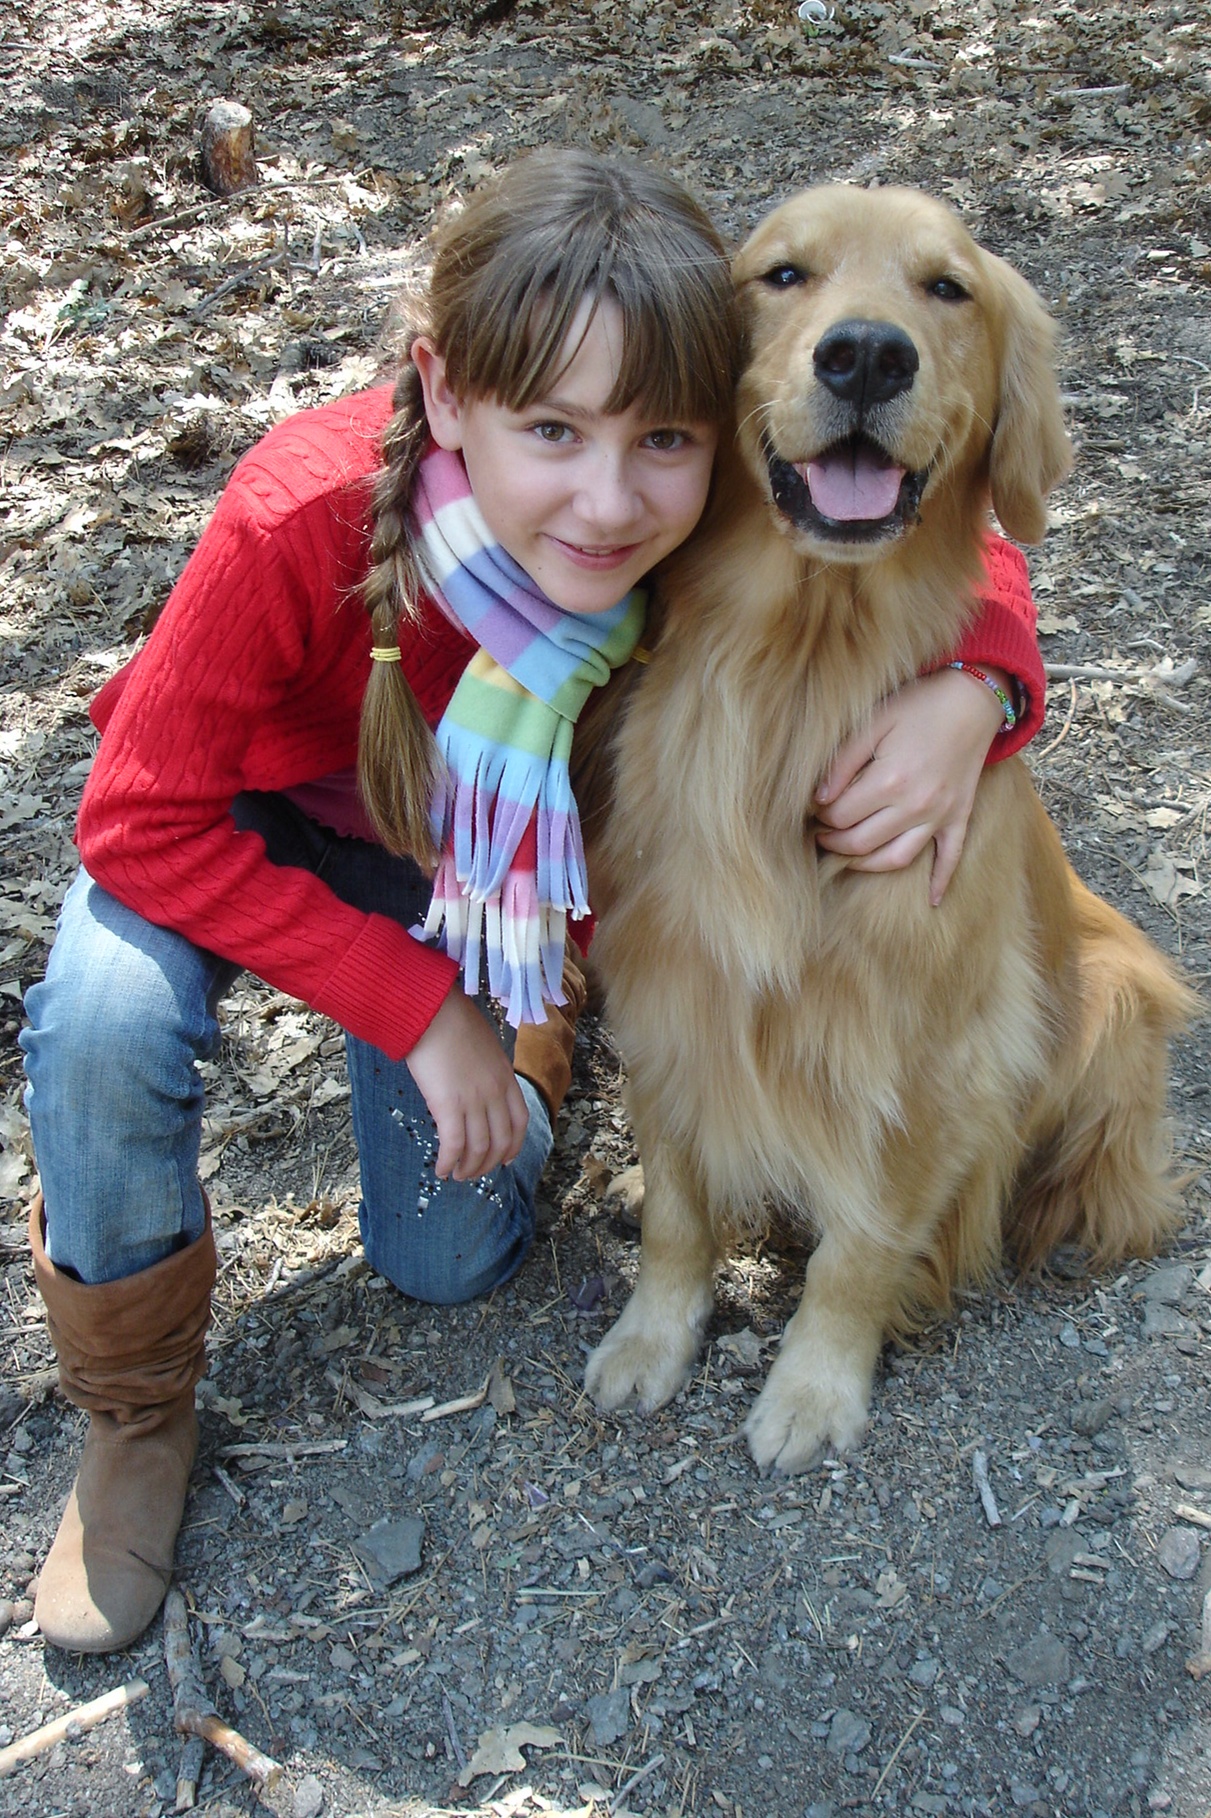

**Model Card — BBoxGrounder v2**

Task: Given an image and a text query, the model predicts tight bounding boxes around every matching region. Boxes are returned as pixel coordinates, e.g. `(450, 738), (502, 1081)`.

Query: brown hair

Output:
(358, 148), (741, 863)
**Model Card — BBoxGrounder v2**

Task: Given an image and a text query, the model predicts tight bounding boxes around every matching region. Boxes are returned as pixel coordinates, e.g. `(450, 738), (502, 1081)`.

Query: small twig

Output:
(611, 1751), (666, 1811)
(1050, 83), (1132, 101)
(442, 1691), (468, 1771)
(871, 1708), (926, 1797)
(1043, 658), (1198, 687)
(972, 1450), (1002, 1527)
(1174, 1502), (1211, 1532)
(0, 1680), (149, 1778)
(164, 1590), (282, 1793)
(422, 1374), (491, 1422)
(212, 1463), (246, 1507)
(219, 1439), (347, 1459)
(1036, 679), (1078, 760)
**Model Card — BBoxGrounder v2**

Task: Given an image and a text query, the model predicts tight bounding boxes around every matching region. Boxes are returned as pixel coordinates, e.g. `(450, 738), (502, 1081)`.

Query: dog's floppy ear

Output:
(985, 255), (1073, 544)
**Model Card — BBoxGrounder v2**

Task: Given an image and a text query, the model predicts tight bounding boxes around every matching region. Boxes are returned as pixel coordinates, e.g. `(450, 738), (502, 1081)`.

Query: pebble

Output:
(1156, 1526), (1200, 1580)
(1013, 1704), (1042, 1737)
(355, 1516), (425, 1584)
(1072, 1398), (1115, 1437)
(1140, 1265), (1193, 1305)
(1010, 1781), (1042, 1807)
(0, 1601), (13, 1640)
(292, 1774), (324, 1818)
(1142, 1305), (1190, 1340)
(1004, 1633), (1070, 1688)
(1044, 1529), (1085, 1577)
(826, 1709), (870, 1755)
(585, 1687), (631, 1746)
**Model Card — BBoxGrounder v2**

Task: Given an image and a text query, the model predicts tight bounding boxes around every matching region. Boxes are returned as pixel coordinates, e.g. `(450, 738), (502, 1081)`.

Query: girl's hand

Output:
(406, 988), (530, 1181)
(814, 666), (1009, 906)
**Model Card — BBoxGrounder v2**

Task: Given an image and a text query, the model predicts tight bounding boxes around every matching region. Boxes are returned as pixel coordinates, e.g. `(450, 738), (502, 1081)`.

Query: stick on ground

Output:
(164, 1588), (282, 1793)
(0, 1679), (149, 1778)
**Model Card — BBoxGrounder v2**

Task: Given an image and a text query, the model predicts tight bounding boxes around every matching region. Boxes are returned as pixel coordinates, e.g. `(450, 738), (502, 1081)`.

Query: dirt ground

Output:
(2, 0), (1211, 1814)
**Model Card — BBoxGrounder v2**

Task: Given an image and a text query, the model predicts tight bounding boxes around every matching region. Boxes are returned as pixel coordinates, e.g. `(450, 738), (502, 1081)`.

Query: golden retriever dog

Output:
(583, 185), (1197, 1474)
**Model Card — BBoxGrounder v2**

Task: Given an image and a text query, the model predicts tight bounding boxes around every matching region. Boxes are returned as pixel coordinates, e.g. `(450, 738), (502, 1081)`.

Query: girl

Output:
(20, 149), (1046, 1655)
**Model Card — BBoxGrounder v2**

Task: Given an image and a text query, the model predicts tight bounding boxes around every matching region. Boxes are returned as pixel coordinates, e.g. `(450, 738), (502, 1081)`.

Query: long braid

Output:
(358, 360), (442, 866)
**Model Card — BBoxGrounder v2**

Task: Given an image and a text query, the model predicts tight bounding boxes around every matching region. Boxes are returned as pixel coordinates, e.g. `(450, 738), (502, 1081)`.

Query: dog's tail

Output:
(1009, 877), (1201, 1270)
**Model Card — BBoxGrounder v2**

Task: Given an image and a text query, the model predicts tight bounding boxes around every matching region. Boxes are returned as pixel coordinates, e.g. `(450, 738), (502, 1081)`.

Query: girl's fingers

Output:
(817, 804), (908, 857)
(432, 1107), (466, 1180)
(816, 733), (878, 806)
(834, 825), (933, 874)
(452, 1105), (493, 1180)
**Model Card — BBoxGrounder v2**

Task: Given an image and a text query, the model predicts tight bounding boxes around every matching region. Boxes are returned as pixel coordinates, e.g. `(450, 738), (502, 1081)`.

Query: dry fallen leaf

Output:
(457, 1721), (562, 1786)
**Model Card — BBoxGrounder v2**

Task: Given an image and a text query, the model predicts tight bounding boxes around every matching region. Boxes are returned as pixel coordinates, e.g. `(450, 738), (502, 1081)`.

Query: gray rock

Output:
(826, 1708), (871, 1755)
(1005, 1633), (1070, 1687)
(1142, 1304), (1191, 1340)
(1010, 1782), (1042, 1808)
(1156, 1525), (1201, 1579)
(585, 1687), (632, 1746)
(293, 1775), (325, 1818)
(355, 1516), (425, 1584)
(1044, 1529), (1086, 1577)
(910, 1655), (940, 1688)
(1072, 1398), (1115, 1437)
(1140, 1265), (1193, 1304)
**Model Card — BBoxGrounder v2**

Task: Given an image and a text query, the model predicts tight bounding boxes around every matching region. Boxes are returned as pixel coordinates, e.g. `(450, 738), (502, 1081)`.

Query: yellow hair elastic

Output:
(370, 645), (403, 663)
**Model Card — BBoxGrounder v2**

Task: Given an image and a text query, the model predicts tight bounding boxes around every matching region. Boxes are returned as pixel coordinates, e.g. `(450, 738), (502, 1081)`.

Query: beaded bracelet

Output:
(947, 660), (1017, 732)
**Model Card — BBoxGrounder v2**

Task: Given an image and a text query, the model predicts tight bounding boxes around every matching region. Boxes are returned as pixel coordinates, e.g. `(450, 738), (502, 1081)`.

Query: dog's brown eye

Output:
(762, 264), (808, 288)
(928, 277), (968, 302)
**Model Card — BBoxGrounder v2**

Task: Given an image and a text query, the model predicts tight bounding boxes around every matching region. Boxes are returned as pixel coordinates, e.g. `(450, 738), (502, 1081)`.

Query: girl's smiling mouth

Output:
(547, 537), (644, 569)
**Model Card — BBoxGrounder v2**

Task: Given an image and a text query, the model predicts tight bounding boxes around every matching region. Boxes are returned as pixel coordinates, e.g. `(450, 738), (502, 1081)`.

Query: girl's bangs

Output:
(473, 263), (737, 427)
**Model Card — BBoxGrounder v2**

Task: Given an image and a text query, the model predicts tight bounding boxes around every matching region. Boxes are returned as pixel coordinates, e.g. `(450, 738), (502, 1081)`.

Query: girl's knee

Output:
(359, 1177), (534, 1305)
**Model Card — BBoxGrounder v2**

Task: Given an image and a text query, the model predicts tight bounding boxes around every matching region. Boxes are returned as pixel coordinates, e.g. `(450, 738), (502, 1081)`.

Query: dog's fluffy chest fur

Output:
(594, 512), (1049, 1225)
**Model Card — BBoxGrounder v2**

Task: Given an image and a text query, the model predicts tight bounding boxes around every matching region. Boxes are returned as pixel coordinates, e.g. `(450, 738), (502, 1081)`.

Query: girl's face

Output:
(413, 297), (718, 615)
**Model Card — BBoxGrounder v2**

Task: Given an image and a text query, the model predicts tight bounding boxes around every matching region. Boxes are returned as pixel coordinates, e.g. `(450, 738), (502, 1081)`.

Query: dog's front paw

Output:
(744, 1350), (870, 1474)
(585, 1304), (701, 1415)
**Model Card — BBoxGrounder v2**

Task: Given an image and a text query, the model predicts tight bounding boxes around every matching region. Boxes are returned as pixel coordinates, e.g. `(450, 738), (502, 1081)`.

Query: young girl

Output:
(20, 149), (1046, 1655)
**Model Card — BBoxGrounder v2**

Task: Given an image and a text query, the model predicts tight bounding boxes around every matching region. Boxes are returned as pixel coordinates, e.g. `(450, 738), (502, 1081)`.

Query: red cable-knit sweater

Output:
(79, 387), (1046, 1063)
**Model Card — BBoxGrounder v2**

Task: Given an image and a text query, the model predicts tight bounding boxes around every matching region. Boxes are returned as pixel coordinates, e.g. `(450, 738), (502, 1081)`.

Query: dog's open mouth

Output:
(766, 434), (927, 542)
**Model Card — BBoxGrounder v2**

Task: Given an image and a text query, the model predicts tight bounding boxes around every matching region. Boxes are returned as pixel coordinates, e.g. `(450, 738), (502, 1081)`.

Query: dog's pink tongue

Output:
(799, 446), (905, 521)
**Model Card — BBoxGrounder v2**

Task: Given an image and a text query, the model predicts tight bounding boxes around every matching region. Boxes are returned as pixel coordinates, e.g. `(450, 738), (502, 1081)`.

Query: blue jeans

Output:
(20, 793), (549, 1298)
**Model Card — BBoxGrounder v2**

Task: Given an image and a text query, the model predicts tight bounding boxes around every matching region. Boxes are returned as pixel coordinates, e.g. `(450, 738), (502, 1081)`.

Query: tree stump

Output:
(200, 100), (257, 196)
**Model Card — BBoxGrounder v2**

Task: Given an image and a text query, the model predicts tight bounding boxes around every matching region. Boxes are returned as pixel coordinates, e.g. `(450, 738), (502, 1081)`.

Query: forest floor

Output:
(1, 1), (1210, 1815)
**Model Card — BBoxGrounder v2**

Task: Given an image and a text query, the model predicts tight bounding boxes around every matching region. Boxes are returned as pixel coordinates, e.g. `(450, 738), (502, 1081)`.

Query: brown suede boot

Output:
(513, 946), (589, 1124)
(29, 1197), (216, 1653)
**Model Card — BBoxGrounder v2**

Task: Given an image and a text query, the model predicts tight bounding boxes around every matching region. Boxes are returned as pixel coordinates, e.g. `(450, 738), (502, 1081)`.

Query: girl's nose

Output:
(575, 451), (642, 534)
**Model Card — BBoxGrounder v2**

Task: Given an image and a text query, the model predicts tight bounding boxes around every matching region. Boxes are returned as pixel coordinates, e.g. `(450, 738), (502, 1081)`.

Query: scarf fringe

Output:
(429, 729), (590, 913)
(422, 855), (568, 1027)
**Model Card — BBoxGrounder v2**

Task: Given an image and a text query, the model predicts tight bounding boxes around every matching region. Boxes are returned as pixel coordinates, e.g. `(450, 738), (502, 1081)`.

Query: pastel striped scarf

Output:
(411, 444), (645, 1025)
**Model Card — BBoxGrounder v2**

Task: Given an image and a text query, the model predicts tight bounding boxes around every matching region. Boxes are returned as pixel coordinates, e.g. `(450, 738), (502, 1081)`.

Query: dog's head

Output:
(731, 186), (1073, 555)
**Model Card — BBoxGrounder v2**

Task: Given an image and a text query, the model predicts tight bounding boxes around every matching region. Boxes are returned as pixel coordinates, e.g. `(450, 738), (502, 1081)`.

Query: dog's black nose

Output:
(813, 320), (919, 409)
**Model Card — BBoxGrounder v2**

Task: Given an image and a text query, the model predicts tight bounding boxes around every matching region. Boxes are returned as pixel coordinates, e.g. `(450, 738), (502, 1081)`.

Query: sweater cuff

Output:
(951, 536), (1046, 763)
(312, 918), (461, 1061)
